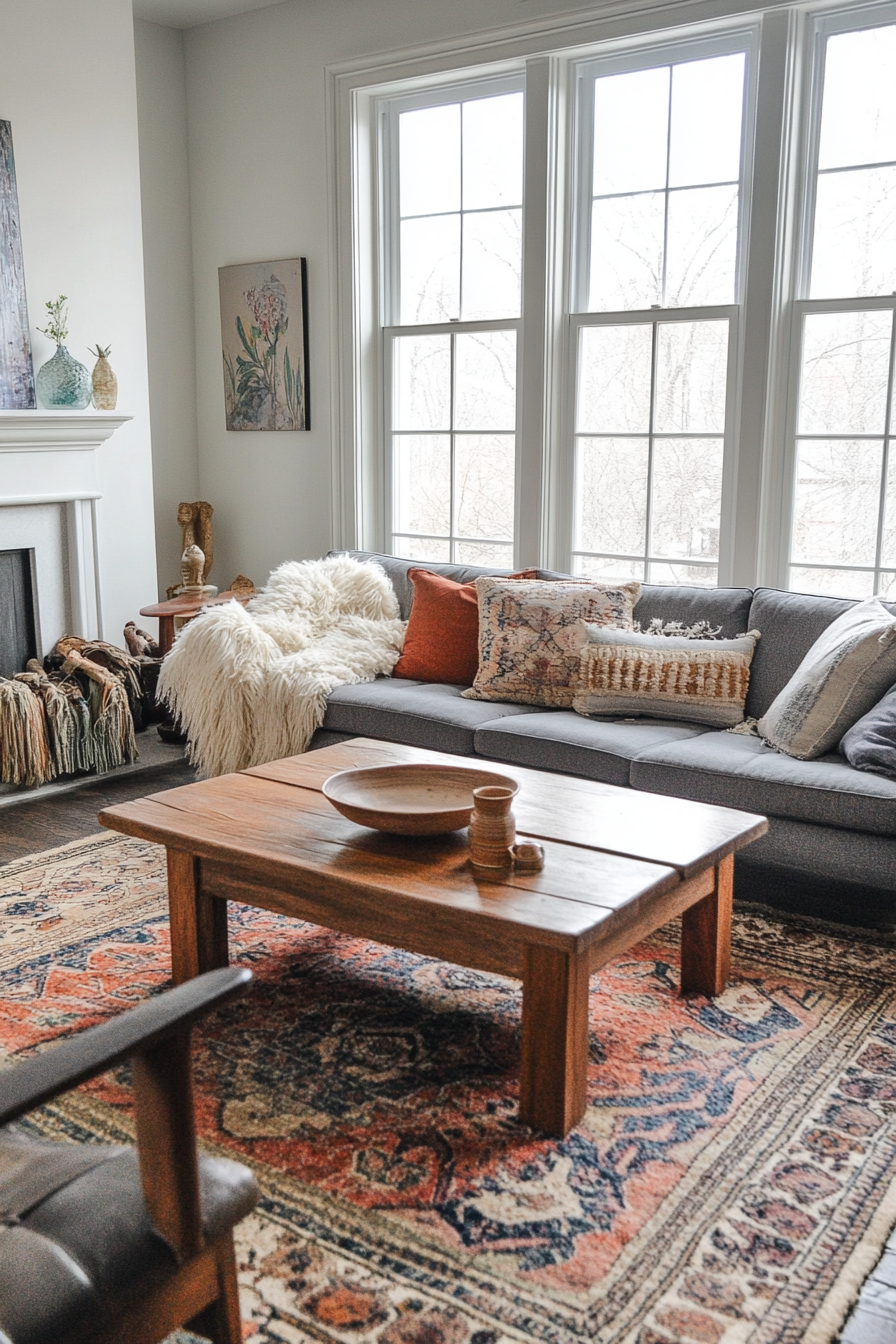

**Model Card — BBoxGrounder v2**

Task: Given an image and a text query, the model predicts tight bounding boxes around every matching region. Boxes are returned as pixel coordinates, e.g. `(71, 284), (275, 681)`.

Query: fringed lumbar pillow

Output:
(462, 576), (640, 708)
(572, 626), (760, 728)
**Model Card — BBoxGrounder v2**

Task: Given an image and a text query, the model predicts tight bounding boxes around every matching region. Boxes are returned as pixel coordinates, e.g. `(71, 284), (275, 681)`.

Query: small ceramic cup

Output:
(511, 841), (545, 872)
(469, 783), (518, 868)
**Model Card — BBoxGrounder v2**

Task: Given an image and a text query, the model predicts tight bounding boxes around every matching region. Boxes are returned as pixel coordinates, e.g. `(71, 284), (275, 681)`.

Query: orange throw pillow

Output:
(393, 568), (537, 685)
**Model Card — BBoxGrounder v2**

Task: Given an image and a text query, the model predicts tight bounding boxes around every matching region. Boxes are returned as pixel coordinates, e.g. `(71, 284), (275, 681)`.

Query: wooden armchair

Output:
(0, 967), (258, 1344)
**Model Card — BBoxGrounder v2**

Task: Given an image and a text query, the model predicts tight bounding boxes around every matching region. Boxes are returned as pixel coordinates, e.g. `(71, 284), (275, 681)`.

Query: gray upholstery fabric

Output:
(474, 712), (710, 786)
(735, 816), (896, 893)
(632, 584), (754, 639)
(630, 730), (896, 835)
(333, 551), (528, 620)
(745, 587), (896, 719)
(841, 682), (896, 779)
(322, 678), (543, 755)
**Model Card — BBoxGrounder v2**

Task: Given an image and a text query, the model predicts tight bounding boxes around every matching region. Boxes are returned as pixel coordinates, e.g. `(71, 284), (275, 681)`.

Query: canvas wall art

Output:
(219, 257), (309, 430)
(0, 120), (35, 409)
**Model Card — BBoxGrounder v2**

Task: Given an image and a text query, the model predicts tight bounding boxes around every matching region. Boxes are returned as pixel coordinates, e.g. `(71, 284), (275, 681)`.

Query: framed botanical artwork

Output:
(218, 257), (309, 430)
(0, 120), (35, 409)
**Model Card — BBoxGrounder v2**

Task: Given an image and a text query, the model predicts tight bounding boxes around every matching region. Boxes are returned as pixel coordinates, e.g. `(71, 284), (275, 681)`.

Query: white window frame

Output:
(561, 29), (759, 584)
(378, 73), (526, 565)
(774, 1), (896, 593)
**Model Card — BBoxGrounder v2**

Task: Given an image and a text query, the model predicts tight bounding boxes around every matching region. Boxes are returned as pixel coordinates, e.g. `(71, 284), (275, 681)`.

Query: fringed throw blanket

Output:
(158, 555), (406, 778)
(0, 641), (140, 789)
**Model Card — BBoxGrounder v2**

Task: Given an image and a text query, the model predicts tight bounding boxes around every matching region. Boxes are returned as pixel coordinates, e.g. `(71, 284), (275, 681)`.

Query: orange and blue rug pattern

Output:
(3, 832), (896, 1343)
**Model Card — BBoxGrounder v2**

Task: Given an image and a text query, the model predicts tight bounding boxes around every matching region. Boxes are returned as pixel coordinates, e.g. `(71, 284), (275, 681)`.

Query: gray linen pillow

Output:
(758, 599), (896, 760)
(840, 683), (896, 778)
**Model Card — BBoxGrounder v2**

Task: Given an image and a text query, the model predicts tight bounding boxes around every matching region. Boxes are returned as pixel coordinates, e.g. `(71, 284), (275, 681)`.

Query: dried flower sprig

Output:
(37, 295), (69, 345)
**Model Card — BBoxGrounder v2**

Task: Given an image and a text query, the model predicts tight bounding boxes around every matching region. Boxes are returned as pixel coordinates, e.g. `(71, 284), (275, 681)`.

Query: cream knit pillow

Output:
(572, 626), (759, 727)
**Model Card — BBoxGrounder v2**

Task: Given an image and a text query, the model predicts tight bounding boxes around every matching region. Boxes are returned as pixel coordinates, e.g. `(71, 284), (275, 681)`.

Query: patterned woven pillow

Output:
(572, 626), (760, 727)
(462, 577), (640, 708)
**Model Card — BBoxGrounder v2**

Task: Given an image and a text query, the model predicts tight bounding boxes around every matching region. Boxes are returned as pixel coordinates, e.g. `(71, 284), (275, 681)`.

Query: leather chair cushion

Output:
(0, 1134), (259, 1344)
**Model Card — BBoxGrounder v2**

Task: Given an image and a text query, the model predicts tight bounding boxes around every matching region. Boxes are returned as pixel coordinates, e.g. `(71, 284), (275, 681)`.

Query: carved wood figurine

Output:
(180, 544), (206, 593)
(177, 501), (214, 585)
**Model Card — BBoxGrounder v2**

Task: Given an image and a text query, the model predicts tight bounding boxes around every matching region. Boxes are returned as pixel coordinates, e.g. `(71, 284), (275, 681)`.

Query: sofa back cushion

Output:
(337, 551), (526, 620)
(746, 588), (896, 719)
(632, 584), (753, 638)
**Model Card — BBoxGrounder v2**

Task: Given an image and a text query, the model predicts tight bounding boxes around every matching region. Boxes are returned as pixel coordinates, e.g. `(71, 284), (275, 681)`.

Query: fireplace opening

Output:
(0, 548), (38, 678)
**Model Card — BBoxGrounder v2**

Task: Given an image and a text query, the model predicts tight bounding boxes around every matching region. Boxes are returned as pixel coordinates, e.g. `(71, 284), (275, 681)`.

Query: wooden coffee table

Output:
(99, 738), (767, 1137)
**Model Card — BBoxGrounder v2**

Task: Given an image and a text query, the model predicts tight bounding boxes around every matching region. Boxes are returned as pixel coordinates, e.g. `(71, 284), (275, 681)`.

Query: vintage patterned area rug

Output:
(2, 833), (896, 1344)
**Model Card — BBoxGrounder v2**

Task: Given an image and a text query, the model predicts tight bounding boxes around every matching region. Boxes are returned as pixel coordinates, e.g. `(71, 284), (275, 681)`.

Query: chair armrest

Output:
(0, 967), (251, 1127)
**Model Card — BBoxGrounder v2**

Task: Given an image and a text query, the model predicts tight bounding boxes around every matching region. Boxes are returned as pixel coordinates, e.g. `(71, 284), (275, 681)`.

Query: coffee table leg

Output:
(167, 849), (229, 985)
(680, 853), (733, 997)
(519, 945), (590, 1136)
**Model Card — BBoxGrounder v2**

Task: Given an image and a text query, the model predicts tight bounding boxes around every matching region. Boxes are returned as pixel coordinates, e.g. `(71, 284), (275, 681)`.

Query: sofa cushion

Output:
(466, 576), (640, 708)
(840, 682), (896, 779)
(572, 627), (759, 727)
(322, 679), (543, 755)
(745, 587), (896, 719)
(630, 731), (896, 835)
(757, 599), (896, 760)
(633, 583), (754, 638)
(474, 712), (711, 787)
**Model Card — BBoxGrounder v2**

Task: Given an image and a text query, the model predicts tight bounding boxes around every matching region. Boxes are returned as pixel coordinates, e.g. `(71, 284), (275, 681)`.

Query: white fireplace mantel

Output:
(0, 409), (132, 452)
(0, 410), (132, 646)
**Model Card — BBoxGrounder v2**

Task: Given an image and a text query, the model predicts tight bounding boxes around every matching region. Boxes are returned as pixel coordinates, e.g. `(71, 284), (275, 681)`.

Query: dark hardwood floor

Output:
(1, 759), (893, 1341)
(0, 758), (196, 864)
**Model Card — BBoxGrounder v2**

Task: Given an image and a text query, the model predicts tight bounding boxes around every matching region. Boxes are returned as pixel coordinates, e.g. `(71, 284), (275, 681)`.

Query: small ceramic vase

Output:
(469, 783), (518, 868)
(35, 344), (92, 409)
(90, 345), (118, 410)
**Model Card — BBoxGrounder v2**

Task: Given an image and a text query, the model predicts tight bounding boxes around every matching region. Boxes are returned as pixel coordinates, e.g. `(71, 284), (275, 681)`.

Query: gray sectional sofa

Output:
(310, 552), (896, 930)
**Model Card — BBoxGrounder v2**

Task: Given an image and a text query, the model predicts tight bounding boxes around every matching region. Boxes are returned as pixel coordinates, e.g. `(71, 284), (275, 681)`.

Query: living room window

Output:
(350, 1), (896, 592)
(381, 81), (524, 565)
(568, 41), (750, 585)
(784, 13), (896, 599)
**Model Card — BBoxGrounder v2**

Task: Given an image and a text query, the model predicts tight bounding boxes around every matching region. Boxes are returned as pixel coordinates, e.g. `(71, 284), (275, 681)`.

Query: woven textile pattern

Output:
(573, 628), (758, 728)
(4, 833), (896, 1344)
(464, 578), (639, 708)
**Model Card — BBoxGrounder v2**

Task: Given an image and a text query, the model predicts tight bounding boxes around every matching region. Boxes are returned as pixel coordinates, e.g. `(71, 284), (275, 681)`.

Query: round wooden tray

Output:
(322, 763), (519, 835)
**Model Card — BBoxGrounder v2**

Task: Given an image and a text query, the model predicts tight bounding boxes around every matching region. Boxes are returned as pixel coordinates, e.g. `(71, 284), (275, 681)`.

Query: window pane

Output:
(665, 184), (738, 306)
(456, 541), (514, 566)
(461, 209), (522, 320)
(668, 54), (745, 188)
(589, 193), (664, 312)
(797, 311), (891, 435)
(455, 330), (516, 431)
(400, 215), (460, 324)
(393, 435), (451, 535)
(648, 561), (718, 586)
(577, 324), (652, 433)
(455, 434), (515, 541)
(791, 439), (882, 566)
(399, 104), (460, 217)
(462, 93), (524, 210)
(393, 535), (451, 562)
(575, 436), (648, 555)
(654, 320), (729, 433)
(650, 437), (723, 559)
(811, 166), (896, 299)
(789, 566), (876, 599)
(817, 26), (896, 172)
(879, 572), (896, 599)
(393, 334), (451, 430)
(574, 555), (645, 580)
(593, 67), (669, 195)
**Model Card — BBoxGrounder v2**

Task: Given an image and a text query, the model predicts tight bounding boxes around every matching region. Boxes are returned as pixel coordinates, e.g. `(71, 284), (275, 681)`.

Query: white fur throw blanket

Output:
(158, 555), (405, 777)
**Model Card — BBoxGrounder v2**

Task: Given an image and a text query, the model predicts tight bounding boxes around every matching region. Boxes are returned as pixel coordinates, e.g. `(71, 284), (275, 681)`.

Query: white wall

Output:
(134, 18), (200, 596)
(180, 0), (604, 588)
(0, 0), (159, 640)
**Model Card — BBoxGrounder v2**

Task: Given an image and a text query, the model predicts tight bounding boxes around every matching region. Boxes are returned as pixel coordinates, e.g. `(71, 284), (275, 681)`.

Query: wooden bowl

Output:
(322, 763), (519, 835)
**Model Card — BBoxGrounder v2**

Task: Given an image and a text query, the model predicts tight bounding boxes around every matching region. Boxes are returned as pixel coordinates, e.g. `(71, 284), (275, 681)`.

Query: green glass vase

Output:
(36, 344), (92, 410)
